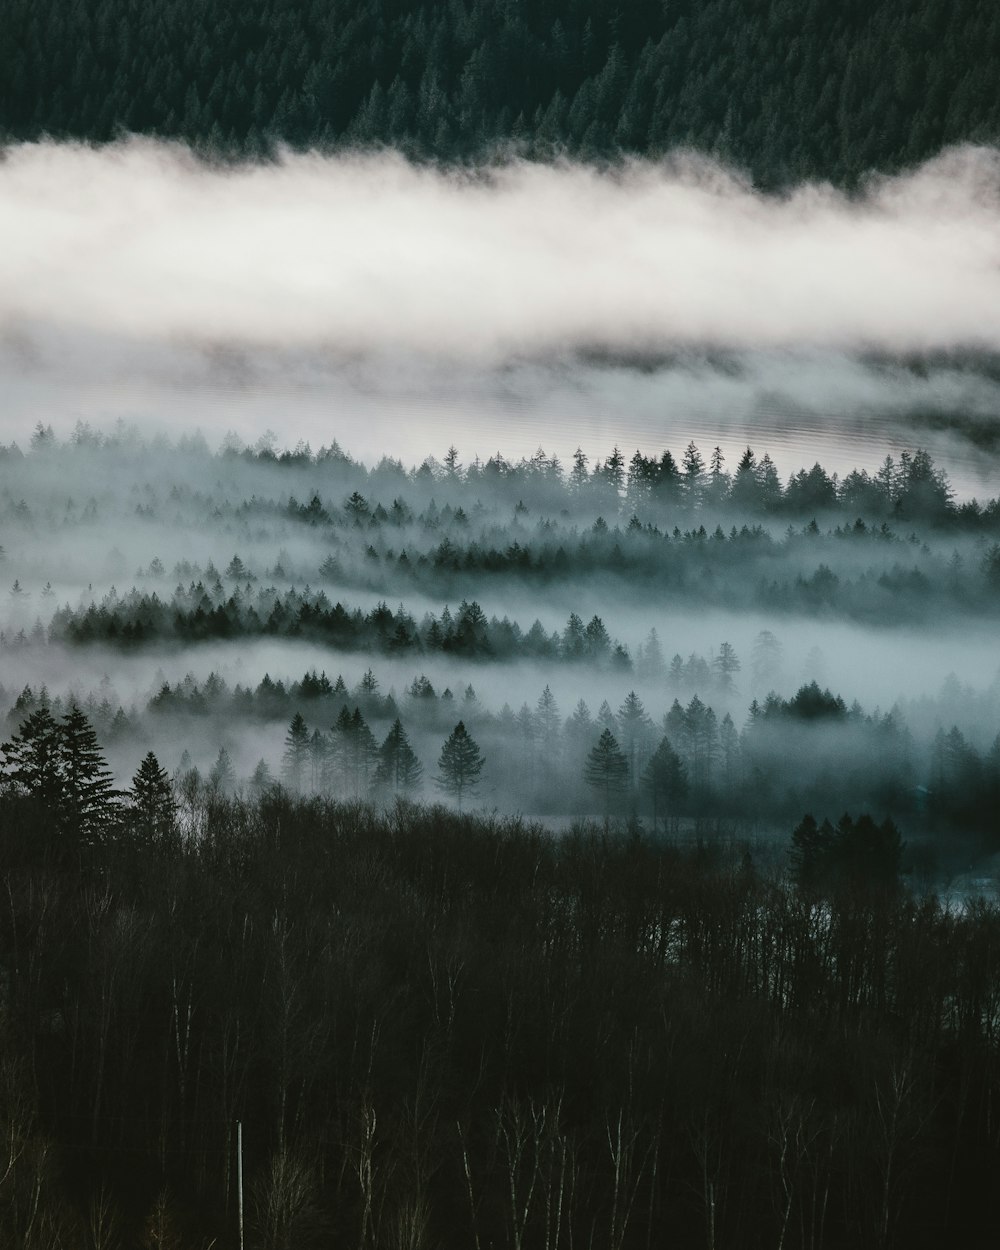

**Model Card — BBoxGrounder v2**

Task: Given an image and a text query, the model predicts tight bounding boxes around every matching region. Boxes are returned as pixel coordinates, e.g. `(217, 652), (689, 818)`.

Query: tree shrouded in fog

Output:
(207, 746), (236, 796)
(584, 728), (629, 819)
(436, 721), (484, 809)
(128, 751), (177, 844)
(375, 718), (423, 793)
(282, 711), (311, 793)
(642, 736), (688, 832)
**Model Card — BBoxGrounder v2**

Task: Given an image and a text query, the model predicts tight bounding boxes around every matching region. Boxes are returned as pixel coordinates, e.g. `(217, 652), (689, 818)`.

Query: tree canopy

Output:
(2, 0), (998, 186)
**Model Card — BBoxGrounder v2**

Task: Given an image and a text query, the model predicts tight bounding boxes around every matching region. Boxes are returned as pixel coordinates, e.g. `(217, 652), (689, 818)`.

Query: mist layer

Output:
(2, 140), (999, 362)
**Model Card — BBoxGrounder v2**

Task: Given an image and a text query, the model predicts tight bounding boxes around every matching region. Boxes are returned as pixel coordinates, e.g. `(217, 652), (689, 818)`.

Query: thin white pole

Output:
(237, 1119), (244, 1250)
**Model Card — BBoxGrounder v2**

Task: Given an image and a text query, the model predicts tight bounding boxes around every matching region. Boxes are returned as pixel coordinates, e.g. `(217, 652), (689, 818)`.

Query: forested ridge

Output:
(2, 0), (999, 184)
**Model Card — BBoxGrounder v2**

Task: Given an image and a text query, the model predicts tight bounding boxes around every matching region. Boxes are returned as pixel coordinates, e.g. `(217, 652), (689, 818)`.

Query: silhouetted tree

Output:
(436, 721), (484, 809)
(58, 704), (119, 848)
(207, 746), (236, 796)
(375, 718), (423, 793)
(0, 704), (64, 809)
(584, 728), (629, 819)
(642, 736), (688, 832)
(128, 751), (177, 845)
(282, 712), (311, 793)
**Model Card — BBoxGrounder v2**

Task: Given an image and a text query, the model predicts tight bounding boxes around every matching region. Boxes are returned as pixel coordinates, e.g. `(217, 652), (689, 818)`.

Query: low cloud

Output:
(2, 140), (999, 362)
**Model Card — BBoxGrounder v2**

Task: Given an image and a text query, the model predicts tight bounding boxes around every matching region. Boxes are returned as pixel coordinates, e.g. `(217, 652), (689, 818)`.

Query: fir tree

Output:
(642, 736), (689, 832)
(59, 704), (119, 847)
(129, 751), (177, 845)
(584, 728), (629, 819)
(282, 712), (311, 793)
(207, 747), (236, 796)
(0, 704), (64, 809)
(436, 721), (484, 809)
(375, 719), (423, 793)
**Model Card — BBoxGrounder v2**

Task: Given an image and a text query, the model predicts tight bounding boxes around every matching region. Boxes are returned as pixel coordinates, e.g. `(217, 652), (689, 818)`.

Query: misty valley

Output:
(3, 418), (1000, 1249)
(3, 426), (999, 848)
(2, 97), (1000, 1245)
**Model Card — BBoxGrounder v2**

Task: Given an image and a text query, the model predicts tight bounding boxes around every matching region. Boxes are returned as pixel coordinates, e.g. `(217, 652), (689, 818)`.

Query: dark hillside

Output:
(3, 0), (998, 184)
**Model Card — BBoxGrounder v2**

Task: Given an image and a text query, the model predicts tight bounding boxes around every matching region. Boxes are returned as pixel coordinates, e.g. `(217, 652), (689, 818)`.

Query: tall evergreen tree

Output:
(584, 728), (629, 819)
(436, 721), (484, 810)
(207, 747), (236, 796)
(0, 704), (64, 809)
(642, 736), (688, 832)
(59, 704), (119, 847)
(128, 751), (177, 845)
(282, 712), (311, 793)
(617, 691), (654, 787)
(375, 718), (423, 794)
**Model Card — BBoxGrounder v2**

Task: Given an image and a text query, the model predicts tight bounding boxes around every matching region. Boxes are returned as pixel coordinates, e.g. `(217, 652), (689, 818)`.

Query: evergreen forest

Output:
(2, 0), (1000, 185)
(2, 4), (1000, 1225)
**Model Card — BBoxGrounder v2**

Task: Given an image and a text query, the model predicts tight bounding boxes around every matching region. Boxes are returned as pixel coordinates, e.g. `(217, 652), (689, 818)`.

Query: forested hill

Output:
(2, 0), (998, 185)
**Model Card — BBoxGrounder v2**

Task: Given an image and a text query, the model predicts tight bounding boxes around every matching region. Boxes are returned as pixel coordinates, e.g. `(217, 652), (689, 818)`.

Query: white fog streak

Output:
(1, 140), (999, 362)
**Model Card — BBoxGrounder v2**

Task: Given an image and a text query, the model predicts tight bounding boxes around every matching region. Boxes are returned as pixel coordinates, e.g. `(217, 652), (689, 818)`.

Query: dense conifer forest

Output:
(2, 0), (999, 185)
(2, 429), (999, 847)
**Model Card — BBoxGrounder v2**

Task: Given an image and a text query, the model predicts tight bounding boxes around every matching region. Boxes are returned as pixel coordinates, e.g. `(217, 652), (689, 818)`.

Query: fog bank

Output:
(2, 141), (1000, 362)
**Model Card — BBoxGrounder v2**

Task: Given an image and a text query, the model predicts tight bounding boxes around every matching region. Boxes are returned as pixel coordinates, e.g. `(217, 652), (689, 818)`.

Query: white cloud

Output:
(1, 140), (999, 361)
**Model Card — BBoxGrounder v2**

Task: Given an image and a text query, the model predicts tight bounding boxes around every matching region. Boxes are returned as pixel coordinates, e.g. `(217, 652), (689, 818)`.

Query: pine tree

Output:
(436, 721), (484, 809)
(682, 441), (706, 508)
(1, 705), (64, 809)
(569, 448), (590, 495)
(59, 704), (119, 847)
(249, 759), (276, 797)
(713, 642), (741, 693)
(584, 728), (629, 819)
(375, 719), (423, 793)
(642, 736), (688, 832)
(617, 691), (654, 785)
(129, 751), (177, 845)
(348, 708), (379, 797)
(282, 712), (311, 793)
(208, 747), (236, 796)
(330, 707), (379, 797)
(309, 729), (328, 792)
(535, 685), (561, 757)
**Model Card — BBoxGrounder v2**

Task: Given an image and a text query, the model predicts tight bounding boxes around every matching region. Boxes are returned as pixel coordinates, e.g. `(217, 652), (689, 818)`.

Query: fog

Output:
(3, 140), (1000, 489)
(2, 139), (999, 839)
(3, 141), (1000, 358)
(1, 422), (998, 836)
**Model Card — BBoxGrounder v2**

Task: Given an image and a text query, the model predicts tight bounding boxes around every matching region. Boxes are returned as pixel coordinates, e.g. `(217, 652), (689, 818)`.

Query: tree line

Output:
(14, 532), (999, 661)
(1, 783), (1000, 1246)
(8, 668), (999, 846)
(2, 0), (998, 186)
(11, 427), (995, 528)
